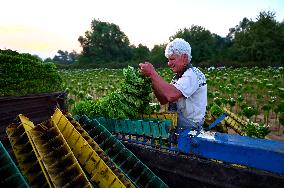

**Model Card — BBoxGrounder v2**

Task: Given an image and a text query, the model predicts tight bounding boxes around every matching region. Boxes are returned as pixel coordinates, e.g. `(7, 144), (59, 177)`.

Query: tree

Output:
(212, 33), (232, 62)
(149, 44), (167, 67)
(227, 11), (284, 65)
(226, 17), (253, 62)
(279, 21), (284, 65)
(78, 19), (132, 63)
(249, 11), (280, 63)
(44, 57), (53, 63)
(53, 50), (78, 64)
(131, 44), (150, 62)
(227, 17), (251, 41)
(32, 54), (43, 61)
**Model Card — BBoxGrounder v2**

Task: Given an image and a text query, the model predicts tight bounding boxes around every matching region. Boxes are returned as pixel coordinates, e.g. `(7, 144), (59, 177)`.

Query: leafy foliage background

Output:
(0, 49), (63, 96)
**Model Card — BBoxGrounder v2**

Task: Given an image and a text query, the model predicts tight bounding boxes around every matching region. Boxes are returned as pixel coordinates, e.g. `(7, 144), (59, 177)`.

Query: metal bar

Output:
(178, 130), (284, 174)
(208, 112), (227, 129)
(124, 142), (284, 188)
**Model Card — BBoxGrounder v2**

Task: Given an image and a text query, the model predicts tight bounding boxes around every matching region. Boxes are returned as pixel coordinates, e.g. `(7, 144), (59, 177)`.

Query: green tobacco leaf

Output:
(73, 66), (154, 119)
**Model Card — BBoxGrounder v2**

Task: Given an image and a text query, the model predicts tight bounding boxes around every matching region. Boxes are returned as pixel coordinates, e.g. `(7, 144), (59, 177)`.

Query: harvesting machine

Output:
(0, 92), (284, 187)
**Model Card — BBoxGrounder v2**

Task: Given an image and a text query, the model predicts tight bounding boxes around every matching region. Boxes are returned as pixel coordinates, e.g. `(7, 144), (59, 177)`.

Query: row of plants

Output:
(208, 103), (272, 138)
(205, 67), (284, 136)
(59, 66), (284, 138)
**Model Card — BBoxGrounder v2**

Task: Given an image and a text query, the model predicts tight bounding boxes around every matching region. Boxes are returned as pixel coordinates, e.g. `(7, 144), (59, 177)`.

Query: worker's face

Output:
(167, 54), (188, 74)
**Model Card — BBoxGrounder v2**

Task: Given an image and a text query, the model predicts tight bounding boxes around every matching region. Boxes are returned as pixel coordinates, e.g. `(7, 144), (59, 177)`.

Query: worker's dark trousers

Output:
(176, 111), (204, 133)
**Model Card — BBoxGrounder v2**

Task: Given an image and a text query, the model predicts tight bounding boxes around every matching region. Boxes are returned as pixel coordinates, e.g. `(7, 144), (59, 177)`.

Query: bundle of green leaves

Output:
(242, 121), (271, 138)
(73, 66), (155, 119)
(209, 103), (223, 117)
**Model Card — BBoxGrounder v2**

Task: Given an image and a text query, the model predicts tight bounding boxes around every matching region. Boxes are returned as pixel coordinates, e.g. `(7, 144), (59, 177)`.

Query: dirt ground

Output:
(260, 115), (284, 142)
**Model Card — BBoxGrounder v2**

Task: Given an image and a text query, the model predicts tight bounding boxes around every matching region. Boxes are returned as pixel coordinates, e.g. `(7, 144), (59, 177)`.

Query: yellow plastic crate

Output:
(52, 108), (127, 188)
(19, 114), (93, 188)
(6, 123), (50, 187)
(143, 112), (178, 129)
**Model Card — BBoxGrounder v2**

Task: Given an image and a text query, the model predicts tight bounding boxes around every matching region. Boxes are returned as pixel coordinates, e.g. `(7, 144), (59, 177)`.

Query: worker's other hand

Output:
(139, 62), (156, 77)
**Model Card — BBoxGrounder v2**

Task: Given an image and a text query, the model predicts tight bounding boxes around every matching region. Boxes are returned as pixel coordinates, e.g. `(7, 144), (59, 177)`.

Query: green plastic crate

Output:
(0, 141), (29, 188)
(79, 115), (169, 188)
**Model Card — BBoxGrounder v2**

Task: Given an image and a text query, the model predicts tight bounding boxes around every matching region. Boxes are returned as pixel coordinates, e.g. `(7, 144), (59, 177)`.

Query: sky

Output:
(0, 0), (283, 59)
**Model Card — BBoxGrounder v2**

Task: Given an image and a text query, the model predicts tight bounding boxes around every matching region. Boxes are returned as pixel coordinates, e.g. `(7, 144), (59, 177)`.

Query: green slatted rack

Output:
(0, 141), (29, 188)
(78, 115), (169, 188)
(64, 113), (137, 188)
(95, 117), (173, 148)
(96, 117), (171, 139)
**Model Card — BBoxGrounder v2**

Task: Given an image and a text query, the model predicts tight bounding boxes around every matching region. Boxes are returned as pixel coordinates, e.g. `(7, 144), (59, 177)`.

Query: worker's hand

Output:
(139, 62), (157, 77)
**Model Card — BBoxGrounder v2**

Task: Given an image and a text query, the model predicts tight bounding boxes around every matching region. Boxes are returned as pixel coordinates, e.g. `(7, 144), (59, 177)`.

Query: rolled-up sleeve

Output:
(173, 71), (199, 98)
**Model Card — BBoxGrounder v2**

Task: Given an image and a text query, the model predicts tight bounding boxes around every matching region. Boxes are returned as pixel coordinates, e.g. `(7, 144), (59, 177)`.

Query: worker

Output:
(139, 38), (207, 132)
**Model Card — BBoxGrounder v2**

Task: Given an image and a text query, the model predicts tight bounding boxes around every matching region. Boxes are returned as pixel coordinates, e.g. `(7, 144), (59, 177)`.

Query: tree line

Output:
(47, 11), (284, 68)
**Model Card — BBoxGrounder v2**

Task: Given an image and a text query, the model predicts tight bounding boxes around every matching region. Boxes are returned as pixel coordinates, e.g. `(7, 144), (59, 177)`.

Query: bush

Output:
(0, 49), (63, 96)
